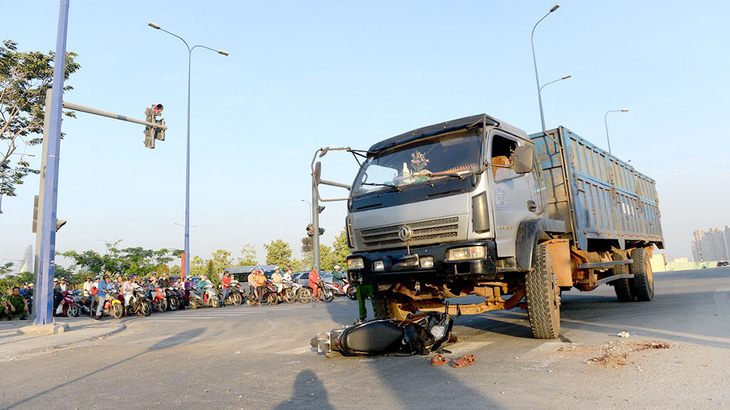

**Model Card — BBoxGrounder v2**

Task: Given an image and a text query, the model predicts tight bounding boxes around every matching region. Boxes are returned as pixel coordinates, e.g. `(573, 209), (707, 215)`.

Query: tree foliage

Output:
(0, 40), (80, 198)
(264, 239), (292, 269)
(236, 243), (258, 266)
(61, 241), (178, 278)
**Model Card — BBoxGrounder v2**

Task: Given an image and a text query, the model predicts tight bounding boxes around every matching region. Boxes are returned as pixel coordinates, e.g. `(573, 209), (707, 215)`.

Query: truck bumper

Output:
(347, 241), (497, 285)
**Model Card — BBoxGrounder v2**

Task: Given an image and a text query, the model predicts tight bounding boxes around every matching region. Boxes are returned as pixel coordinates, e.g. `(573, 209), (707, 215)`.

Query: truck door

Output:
(489, 132), (540, 258)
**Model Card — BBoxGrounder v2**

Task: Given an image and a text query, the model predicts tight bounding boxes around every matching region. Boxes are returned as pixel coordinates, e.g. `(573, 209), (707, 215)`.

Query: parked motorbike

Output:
(287, 281), (312, 304)
(312, 309), (454, 358)
(189, 285), (219, 308)
(166, 286), (184, 311)
(219, 283), (243, 307)
(54, 291), (81, 317)
(325, 279), (356, 300)
(126, 287), (153, 316)
(149, 287), (168, 312)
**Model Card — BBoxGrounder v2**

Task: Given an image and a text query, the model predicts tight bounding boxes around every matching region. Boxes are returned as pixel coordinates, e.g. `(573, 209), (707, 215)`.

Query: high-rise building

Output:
(691, 227), (729, 262)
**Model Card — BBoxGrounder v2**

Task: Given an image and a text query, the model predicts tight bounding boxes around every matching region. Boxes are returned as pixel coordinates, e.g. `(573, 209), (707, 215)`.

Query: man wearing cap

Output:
(58, 277), (72, 292)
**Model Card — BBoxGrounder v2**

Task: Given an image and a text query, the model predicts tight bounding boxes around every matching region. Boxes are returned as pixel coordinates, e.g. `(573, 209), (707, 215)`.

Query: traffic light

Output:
(317, 205), (325, 214)
(301, 237), (313, 253)
(144, 127), (155, 149)
(306, 224), (314, 237)
(318, 227), (325, 235)
(143, 104), (164, 149)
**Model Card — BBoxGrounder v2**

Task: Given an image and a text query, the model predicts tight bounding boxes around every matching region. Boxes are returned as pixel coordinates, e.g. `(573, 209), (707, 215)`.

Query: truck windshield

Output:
(352, 129), (482, 196)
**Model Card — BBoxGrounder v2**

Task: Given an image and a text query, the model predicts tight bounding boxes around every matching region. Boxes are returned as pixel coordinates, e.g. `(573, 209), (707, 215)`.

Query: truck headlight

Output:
(373, 260), (385, 271)
(446, 246), (486, 261)
(348, 257), (364, 270)
(419, 256), (434, 268)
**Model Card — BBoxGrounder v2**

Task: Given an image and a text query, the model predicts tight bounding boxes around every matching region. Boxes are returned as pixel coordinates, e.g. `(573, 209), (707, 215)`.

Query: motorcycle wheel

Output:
(169, 297), (180, 311)
(141, 300), (153, 316)
(211, 297), (220, 308)
(266, 293), (278, 305)
(155, 298), (168, 312)
(232, 293), (243, 306)
(322, 289), (334, 303)
(111, 303), (123, 319)
(346, 286), (357, 300)
(297, 288), (313, 304)
(284, 289), (295, 304)
(67, 304), (80, 317)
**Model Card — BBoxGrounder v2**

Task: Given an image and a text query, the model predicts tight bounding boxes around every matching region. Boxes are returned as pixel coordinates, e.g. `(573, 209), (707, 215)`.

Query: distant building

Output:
(691, 227), (728, 262)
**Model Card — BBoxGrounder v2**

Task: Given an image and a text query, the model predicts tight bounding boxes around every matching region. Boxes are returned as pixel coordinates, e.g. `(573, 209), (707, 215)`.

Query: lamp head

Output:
(550, 4), (561, 12)
(147, 22), (161, 29)
(218, 50), (230, 56)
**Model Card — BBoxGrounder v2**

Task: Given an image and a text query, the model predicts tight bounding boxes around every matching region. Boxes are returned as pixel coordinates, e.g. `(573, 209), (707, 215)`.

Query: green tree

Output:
(330, 229), (350, 270)
(1, 40), (80, 198)
(236, 243), (258, 266)
(189, 255), (207, 277)
(264, 239), (292, 269)
(61, 243), (178, 277)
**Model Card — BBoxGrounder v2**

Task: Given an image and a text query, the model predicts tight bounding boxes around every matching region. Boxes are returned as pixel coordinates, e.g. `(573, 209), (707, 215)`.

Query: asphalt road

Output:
(2, 267), (729, 409)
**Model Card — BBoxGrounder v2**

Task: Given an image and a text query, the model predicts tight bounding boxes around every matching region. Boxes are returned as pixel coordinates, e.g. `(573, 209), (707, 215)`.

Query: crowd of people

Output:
(1, 265), (376, 322)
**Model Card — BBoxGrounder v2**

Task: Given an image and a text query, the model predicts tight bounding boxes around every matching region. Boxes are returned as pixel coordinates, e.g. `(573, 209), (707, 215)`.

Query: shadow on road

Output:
(273, 370), (334, 410)
(3, 327), (205, 409)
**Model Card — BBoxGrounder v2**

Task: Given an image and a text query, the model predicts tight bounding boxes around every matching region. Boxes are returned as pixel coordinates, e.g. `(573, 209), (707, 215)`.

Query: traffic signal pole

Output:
(311, 171), (320, 272)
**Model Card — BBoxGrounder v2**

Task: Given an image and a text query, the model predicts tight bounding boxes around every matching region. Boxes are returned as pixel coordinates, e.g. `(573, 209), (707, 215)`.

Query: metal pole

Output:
(36, 0), (70, 325)
(531, 4), (560, 133)
(604, 109), (629, 155)
(147, 23), (228, 282)
(311, 176), (320, 272)
(184, 47), (192, 281)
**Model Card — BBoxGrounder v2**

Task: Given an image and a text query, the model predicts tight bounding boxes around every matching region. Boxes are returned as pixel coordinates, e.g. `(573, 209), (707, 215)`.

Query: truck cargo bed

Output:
(530, 127), (663, 252)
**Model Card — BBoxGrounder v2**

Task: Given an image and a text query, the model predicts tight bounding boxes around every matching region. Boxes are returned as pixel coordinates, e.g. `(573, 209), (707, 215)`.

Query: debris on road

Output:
(558, 340), (671, 367)
(617, 331), (630, 338)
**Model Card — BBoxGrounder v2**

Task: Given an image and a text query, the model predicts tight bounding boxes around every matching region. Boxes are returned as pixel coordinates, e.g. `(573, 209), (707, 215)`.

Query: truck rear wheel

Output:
(373, 291), (411, 321)
(612, 253), (635, 302)
(526, 243), (561, 339)
(630, 248), (654, 301)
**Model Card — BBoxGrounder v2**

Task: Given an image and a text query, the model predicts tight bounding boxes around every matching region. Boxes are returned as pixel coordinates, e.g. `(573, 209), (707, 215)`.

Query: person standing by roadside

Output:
(356, 283), (374, 322)
(254, 270), (267, 306)
(247, 269), (257, 302)
(220, 272), (232, 307)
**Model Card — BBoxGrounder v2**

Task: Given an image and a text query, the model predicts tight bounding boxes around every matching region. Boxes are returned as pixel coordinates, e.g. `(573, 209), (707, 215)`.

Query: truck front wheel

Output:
(526, 243), (561, 339)
(373, 291), (411, 321)
(630, 248), (654, 301)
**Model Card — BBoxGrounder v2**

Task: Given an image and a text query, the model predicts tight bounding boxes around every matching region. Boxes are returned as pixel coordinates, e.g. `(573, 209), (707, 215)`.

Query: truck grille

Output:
(360, 217), (460, 248)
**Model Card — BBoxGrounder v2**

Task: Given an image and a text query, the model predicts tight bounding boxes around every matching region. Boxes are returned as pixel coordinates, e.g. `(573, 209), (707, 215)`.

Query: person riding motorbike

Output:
(271, 268), (284, 294)
(121, 275), (135, 308)
(158, 273), (171, 289)
(308, 268), (321, 301)
(254, 271), (267, 306)
(95, 274), (114, 319)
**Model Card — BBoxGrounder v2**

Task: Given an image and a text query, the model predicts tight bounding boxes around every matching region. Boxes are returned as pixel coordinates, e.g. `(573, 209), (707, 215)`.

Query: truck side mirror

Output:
(513, 146), (534, 174)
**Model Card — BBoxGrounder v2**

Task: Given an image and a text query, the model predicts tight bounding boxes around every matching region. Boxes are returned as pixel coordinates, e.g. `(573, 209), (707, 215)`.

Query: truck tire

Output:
(630, 248), (654, 301)
(373, 291), (410, 321)
(526, 243), (561, 339)
(612, 253), (635, 302)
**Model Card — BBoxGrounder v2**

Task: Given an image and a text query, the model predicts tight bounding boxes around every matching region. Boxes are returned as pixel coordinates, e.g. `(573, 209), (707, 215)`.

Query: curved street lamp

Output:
(148, 22), (228, 279)
(539, 74), (572, 92)
(604, 109), (629, 155)
(531, 4), (561, 133)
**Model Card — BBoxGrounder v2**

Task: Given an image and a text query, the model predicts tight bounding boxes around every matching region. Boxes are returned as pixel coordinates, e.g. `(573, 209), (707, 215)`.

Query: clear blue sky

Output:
(1, 0), (729, 268)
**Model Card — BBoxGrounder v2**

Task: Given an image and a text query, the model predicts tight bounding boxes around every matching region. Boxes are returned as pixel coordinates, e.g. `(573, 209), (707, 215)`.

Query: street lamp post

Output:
(604, 109), (629, 154)
(539, 74), (572, 92)
(531, 4), (561, 133)
(148, 23), (228, 279)
(300, 199), (312, 224)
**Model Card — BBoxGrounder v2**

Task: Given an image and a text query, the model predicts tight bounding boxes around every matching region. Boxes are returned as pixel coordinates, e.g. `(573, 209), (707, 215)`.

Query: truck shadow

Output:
(273, 370), (334, 410)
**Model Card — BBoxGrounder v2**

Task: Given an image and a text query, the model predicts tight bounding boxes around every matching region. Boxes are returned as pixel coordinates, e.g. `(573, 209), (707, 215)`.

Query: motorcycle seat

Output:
(342, 320), (403, 354)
